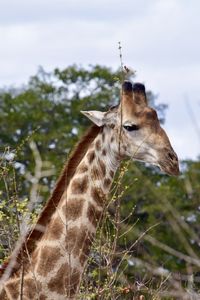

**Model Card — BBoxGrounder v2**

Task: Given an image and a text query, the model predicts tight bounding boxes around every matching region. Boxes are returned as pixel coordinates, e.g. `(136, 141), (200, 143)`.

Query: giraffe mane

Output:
(0, 124), (101, 279)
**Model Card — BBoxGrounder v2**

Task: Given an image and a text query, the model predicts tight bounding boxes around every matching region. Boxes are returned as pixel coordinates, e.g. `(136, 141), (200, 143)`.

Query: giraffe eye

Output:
(123, 124), (139, 131)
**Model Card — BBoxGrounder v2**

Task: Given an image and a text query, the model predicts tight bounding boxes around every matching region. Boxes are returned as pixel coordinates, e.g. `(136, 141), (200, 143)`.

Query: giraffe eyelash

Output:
(123, 124), (139, 131)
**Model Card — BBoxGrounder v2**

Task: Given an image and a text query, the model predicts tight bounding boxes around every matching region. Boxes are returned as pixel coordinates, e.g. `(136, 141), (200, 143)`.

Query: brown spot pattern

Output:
(91, 166), (99, 180)
(111, 136), (114, 143)
(95, 139), (101, 151)
(87, 150), (95, 163)
(77, 163), (88, 174)
(36, 246), (61, 277)
(65, 226), (78, 254)
(46, 217), (64, 240)
(39, 294), (47, 300)
(98, 159), (106, 177)
(123, 145), (127, 152)
(48, 263), (80, 296)
(102, 132), (105, 142)
(71, 176), (88, 194)
(23, 277), (41, 299)
(91, 187), (105, 206)
(65, 226), (94, 260)
(31, 248), (40, 266)
(145, 109), (157, 120)
(5, 279), (19, 299)
(104, 178), (111, 189)
(63, 198), (85, 221)
(79, 230), (94, 265)
(6, 276), (42, 300)
(87, 203), (102, 227)
(76, 226), (93, 260)
(109, 123), (115, 129)
(102, 148), (107, 156)
(65, 225), (94, 268)
(110, 170), (114, 177)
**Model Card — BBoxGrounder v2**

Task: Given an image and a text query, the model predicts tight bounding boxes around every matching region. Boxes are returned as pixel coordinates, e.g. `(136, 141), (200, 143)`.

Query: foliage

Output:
(0, 65), (199, 299)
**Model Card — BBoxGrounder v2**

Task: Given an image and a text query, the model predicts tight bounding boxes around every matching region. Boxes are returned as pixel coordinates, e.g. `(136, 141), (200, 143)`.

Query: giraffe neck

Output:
(4, 126), (120, 300)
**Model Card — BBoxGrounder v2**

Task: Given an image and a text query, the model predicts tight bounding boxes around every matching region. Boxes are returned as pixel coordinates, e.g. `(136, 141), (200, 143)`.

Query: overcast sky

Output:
(0, 0), (200, 160)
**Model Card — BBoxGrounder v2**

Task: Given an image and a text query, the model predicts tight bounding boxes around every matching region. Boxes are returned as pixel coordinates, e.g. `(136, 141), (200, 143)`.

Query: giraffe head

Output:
(81, 80), (179, 176)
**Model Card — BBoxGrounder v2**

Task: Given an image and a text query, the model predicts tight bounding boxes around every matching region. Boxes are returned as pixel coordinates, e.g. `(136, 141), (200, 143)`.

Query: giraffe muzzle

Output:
(159, 149), (180, 176)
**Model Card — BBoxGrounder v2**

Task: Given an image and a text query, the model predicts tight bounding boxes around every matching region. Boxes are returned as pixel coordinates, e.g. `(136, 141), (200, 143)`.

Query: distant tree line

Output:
(0, 65), (199, 298)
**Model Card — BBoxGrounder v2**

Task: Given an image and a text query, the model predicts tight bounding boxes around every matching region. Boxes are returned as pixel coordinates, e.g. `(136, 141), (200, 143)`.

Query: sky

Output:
(0, 0), (200, 160)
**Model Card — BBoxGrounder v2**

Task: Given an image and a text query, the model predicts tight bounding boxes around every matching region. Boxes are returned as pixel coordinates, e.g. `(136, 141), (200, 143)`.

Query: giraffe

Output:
(0, 80), (179, 299)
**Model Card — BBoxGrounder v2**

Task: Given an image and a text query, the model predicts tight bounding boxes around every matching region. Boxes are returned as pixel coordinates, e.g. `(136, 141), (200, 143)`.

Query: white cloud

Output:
(0, 0), (200, 159)
(0, 0), (152, 24)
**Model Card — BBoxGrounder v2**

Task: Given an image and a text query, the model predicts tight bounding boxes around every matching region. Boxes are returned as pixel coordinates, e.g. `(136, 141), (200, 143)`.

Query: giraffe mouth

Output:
(158, 161), (180, 176)
(158, 149), (180, 176)
(131, 148), (180, 176)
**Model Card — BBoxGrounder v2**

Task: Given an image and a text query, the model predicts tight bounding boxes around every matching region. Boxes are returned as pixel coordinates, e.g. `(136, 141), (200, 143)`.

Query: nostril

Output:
(168, 152), (175, 160)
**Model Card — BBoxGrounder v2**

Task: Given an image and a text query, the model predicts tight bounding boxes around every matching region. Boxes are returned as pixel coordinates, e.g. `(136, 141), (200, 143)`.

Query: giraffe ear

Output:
(81, 110), (106, 127)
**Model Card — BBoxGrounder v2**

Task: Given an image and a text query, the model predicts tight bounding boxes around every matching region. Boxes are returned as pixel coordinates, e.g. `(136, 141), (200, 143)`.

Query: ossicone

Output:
(122, 80), (133, 94)
(133, 82), (147, 108)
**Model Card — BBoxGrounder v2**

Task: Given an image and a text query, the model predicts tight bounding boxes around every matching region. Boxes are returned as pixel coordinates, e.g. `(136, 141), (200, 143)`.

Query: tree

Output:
(1, 65), (199, 298)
